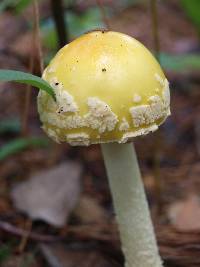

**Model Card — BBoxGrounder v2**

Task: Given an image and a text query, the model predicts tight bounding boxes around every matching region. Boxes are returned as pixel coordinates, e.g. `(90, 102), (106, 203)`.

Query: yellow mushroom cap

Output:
(38, 30), (170, 146)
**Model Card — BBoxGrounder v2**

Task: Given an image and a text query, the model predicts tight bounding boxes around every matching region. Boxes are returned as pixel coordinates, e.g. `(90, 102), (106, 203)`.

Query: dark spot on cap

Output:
(85, 28), (109, 34)
(102, 68), (106, 72)
(58, 107), (64, 114)
(76, 60), (79, 63)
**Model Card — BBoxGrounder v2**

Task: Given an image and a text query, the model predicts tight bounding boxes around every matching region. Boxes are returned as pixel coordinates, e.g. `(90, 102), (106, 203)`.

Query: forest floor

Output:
(0, 1), (200, 266)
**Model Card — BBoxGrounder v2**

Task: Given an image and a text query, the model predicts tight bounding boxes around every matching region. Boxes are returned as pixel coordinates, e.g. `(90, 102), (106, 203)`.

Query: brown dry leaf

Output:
(168, 194), (200, 231)
(11, 162), (82, 227)
(74, 195), (108, 224)
(143, 175), (156, 192)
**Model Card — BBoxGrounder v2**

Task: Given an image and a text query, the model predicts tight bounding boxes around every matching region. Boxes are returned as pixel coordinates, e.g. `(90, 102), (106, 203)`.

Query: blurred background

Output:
(0, 0), (200, 266)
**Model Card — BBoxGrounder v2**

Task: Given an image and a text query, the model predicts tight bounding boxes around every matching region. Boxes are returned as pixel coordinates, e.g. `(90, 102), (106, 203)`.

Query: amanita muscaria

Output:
(38, 30), (170, 267)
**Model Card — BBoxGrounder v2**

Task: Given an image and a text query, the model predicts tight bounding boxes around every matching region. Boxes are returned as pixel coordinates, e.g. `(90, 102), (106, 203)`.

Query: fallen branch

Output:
(0, 220), (61, 242)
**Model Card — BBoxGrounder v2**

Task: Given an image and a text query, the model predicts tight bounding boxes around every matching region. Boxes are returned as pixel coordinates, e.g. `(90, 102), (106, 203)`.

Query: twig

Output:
(150, 0), (163, 215)
(20, 0), (44, 249)
(17, 219), (33, 253)
(96, 0), (110, 30)
(0, 220), (61, 242)
(67, 224), (118, 242)
(50, 0), (68, 48)
(21, 0), (44, 135)
(0, 220), (116, 243)
(150, 0), (160, 61)
(34, 0), (44, 74)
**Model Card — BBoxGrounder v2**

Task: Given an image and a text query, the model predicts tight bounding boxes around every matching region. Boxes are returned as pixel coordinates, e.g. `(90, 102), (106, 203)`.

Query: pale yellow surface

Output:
(38, 31), (170, 145)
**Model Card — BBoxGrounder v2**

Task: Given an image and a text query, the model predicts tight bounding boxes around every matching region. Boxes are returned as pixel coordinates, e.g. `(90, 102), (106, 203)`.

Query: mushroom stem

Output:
(101, 142), (163, 267)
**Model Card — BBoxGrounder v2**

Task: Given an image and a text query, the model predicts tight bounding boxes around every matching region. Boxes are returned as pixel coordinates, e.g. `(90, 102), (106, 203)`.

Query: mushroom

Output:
(38, 31), (170, 267)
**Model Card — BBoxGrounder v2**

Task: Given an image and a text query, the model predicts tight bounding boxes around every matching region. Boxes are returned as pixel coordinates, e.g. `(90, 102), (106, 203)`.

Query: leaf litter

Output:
(0, 0), (200, 267)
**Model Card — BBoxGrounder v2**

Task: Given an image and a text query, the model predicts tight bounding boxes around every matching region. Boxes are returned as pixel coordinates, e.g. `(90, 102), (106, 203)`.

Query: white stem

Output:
(101, 142), (163, 267)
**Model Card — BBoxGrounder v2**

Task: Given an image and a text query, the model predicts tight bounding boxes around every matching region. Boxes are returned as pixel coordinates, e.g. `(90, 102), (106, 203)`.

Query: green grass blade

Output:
(181, 0), (200, 31)
(0, 70), (56, 101)
(0, 137), (50, 161)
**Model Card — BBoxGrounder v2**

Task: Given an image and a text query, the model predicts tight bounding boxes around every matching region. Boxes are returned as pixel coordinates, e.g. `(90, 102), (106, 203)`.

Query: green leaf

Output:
(42, 19), (58, 50)
(0, 0), (33, 14)
(0, 137), (50, 161)
(160, 53), (200, 72)
(66, 7), (106, 39)
(181, 0), (200, 31)
(42, 7), (107, 51)
(0, 70), (56, 101)
(0, 118), (20, 134)
(14, 0), (33, 14)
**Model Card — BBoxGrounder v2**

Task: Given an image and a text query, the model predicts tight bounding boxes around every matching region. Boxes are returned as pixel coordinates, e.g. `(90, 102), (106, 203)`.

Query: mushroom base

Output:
(101, 142), (163, 267)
